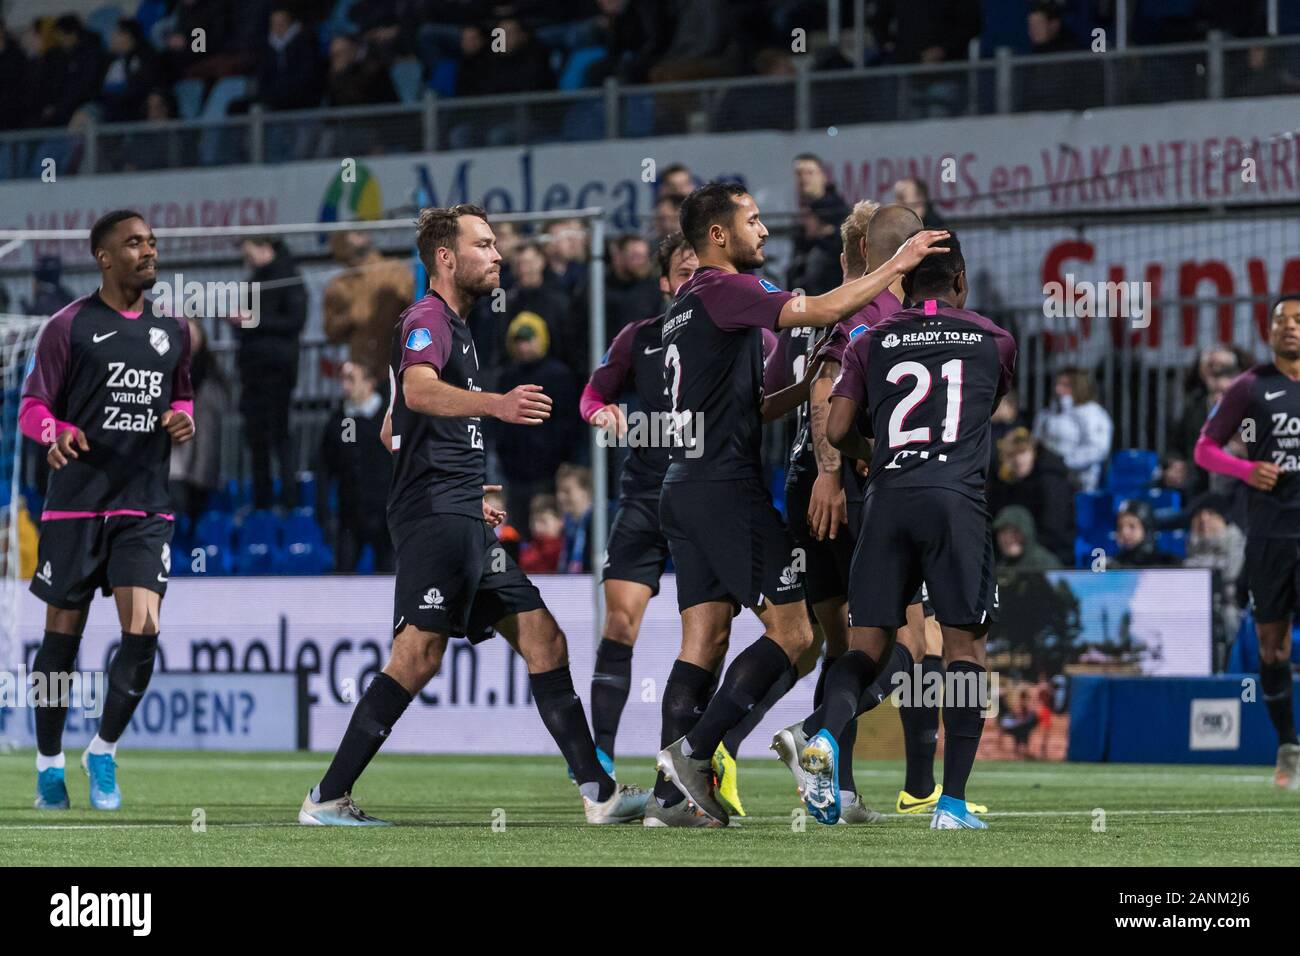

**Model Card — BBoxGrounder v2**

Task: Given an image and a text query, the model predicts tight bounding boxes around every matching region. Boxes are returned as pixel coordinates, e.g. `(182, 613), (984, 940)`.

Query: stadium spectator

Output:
(1231, 45), (1300, 98)
(486, 486), (521, 561)
(21, 256), (75, 317)
(788, 194), (848, 296)
(590, 0), (669, 85)
(232, 236), (307, 511)
(998, 687), (1038, 759)
(258, 8), (323, 111)
(317, 360), (394, 572)
(1171, 345), (1248, 476)
(556, 463), (594, 573)
(492, 314), (580, 530)
(991, 387), (1028, 471)
(893, 177), (947, 229)
(870, 0), (980, 116)
(161, 0), (235, 83)
(117, 87), (184, 171)
(1026, 2), (1079, 54)
(98, 19), (158, 123)
(453, 23), (493, 96)
(326, 33), (398, 107)
(648, 0), (739, 82)
(650, 193), (684, 241)
(658, 162), (696, 199)
(500, 240), (573, 365)
(170, 318), (228, 522)
(1183, 491), (1246, 653)
(1033, 367), (1113, 492)
(40, 15), (106, 128)
(1112, 499), (1180, 567)
(993, 505), (1062, 572)
(519, 494), (564, 573)
(0, 23), (25, 131)
(542, 218), (590, 297)
(793, 153), (842, 209)
(988, 427), (1076, 565)
(322, 229), (415, 385)
(604, 234), (663, 338)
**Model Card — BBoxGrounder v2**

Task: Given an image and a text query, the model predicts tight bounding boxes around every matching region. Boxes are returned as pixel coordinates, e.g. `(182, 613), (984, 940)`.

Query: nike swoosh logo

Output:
(897, 796), (932, 811)
(157, 574), (168, 583)
(92, 331), (118, 343)
(1266, 390), (1286, 401)
(644, 347), (663, 355)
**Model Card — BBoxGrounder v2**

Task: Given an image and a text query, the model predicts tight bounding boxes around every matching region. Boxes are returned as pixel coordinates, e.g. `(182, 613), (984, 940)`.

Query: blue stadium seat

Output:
(198, 76), (251, 166)
(1106, 449), (1159, 497)
(1074, 490), (1113, 538)
(979, 0), (1031, 57)
(134, 0), (168, 39)
(173, 78), (205, 120)
(296, 472), (317, 511)
(193, 511), (235, 575)
(280, 509), (330, 574)
(234, 509), (280, 575)
(390, 58), (424, 103)
(430, 59), (458, 98)
(559, 46), (607, 90)
(1156, 528), (1186, 559)
(87, 5), (123, 49)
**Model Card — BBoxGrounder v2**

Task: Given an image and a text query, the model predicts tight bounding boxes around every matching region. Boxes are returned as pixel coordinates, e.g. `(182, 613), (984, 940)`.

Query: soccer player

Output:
(299, 205), (647, 826)
(578, 233), (696, 784)
(21, 209), (194, 811)
(798, 234), (1016, 829)
(1194, 296), (1300, 789)
(652, 181), (950, 825)
(768, 202), (958, 822)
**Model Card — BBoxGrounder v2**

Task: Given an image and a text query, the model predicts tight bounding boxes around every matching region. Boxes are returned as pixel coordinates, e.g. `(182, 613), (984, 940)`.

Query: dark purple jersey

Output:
(661, 267), (794, 482)
(387, 290), (486, 526)
(831, 301), (1016, 502)
(22, 293), (192, 514)
(587, 313), (671, 500)
(1201, 363), (1300, 538)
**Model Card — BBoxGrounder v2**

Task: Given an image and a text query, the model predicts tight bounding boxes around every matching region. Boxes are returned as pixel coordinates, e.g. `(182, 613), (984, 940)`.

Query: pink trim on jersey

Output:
(41, 510), (174, 522)
(169, 399), (194, 418)
(1193, 434), (1255, 484)
(923, 299), (938, 316)
(580, 383), (608, 422)
(120, 310), (143, 319)
(18, 397), (75, 443)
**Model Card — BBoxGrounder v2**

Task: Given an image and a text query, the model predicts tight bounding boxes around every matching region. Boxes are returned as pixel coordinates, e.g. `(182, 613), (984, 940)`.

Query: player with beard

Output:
(1195, 296), (1300, 789)
(653, 181), (949, 825)
(23, 210), (194, 811)
(300, 205), (647, 825)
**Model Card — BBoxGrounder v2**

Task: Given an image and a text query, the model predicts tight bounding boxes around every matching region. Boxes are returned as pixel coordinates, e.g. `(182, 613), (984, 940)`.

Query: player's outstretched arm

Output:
(826, 395), (871, 462)
(761, 350), (825, 422)
(402, 364), (552, 425)
(777, 229), (949, 330)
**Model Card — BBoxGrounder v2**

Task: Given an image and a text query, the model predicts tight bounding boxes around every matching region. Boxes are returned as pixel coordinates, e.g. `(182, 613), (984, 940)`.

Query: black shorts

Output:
(30, 515), (173, 610)
(848, 486), (997, 629)
(660, 477), (804, 613)
(785, 469), (854, 606)
(602, 496), (670, 595)
(391, 513), (545, 641)
(1244, 537), (1300, 623)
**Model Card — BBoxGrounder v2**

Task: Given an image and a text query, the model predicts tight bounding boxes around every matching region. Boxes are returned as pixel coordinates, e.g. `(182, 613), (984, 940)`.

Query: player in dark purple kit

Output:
(799, 234), (1017, 828)
(1195, 296), (1300, 789)
(300, 205), (647, 826)
(21, 210), (195, 811)
(652, 181), (951, 825)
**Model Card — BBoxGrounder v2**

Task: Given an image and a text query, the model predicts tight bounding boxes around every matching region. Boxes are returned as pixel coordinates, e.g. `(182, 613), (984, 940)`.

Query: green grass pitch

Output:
(1, 750), (1295, 866)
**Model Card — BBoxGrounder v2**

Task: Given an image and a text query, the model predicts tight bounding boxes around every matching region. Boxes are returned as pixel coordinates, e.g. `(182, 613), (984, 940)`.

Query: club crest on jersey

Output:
(882, 333), (900, 348)
(148, 327), (170, 356)
(758, 278), (782, 294)
(406, 328), (433, 352)
(420, 587), (444, 610)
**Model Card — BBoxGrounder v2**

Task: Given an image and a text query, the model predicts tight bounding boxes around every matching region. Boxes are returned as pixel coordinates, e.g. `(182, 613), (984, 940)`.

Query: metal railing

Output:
(1, 33), (1298, 181)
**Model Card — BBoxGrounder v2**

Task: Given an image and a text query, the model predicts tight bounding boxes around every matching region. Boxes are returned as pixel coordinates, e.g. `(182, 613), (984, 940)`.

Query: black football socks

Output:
(530, 666), (615, 802)
(31, 631), (81, 757)
(1261, 660), (1298, 746)
(940, 660), (987, 801)
(97, 632), (159, 743)
(721, 661), (797, 757)
(654, 659), (713, 805)
(817, 649), (878, 743)
(316, 672), (412, 803)
(685, 636), (790, 759)
(901, 654), (942, 798)
(590, 638), (634, 757)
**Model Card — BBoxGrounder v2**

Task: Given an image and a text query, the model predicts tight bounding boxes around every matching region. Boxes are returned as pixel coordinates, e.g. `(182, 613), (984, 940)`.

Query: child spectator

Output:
(519, 494), (563, 574)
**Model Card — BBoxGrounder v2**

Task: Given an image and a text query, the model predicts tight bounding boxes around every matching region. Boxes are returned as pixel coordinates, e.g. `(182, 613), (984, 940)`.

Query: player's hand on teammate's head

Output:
(47, 427), (89, 469)
(590, 403), (628, 438)
(161, 409), (195, 444)
(889, 229), (950, 272)
(1250, 460), (1281, 491)
(495, 384), (552, 425)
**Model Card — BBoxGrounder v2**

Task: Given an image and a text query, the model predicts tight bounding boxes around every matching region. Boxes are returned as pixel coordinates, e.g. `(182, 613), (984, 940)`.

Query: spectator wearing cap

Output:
(988, 426), (1075, 565)
(1033, 366), (1113, 492)
(497, 240), (577, 378)
(21, 256), (75, 317)
(492, 314), (579, 530)
(1113, 499), (1180, 568)
(993, 505), (1061, 572)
